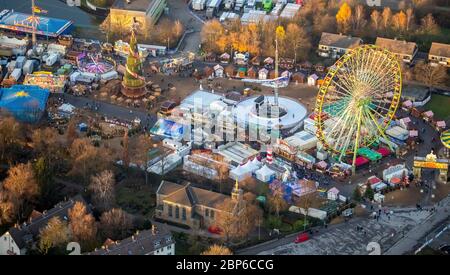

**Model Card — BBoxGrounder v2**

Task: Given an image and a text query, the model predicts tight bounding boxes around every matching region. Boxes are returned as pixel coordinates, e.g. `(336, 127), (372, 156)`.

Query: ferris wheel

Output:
(314, 45), (402, 169)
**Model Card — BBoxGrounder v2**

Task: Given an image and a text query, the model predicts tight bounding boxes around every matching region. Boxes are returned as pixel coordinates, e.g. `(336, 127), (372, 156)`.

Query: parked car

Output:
(294, 232), (310, 243)
(208, 226), (222, 235)
(342, 208), (354, 218)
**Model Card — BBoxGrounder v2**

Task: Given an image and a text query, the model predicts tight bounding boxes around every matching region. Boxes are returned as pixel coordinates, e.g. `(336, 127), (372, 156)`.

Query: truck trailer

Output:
(206, 0), (223, 18)
(192, 0), (207, 10)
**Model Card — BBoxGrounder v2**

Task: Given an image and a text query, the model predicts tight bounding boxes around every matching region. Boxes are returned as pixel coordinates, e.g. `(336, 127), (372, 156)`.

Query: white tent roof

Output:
(231, 165), (250, 175)
(256, 165), (275, 177)
(328, 187), (340, 195)
(242, 160), (259, 172)
(251, 157), (261, 167)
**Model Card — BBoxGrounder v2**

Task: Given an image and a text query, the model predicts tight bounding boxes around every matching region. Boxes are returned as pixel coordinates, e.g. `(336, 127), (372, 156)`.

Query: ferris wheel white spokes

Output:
(315, 45), (402, 170)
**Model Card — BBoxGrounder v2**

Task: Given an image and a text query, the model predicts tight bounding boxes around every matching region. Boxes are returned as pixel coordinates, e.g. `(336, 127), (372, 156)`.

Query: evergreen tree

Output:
(352, 187), (362, 202)
(364, 185), (375, 200)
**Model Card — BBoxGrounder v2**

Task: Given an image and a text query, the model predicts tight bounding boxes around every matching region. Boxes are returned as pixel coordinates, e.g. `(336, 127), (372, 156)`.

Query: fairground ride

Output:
(314, 45), (402, 173)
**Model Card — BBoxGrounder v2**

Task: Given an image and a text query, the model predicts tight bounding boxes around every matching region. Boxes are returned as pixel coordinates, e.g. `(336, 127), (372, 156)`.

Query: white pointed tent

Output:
(255, 165), (276, 182)
(251, 157), (262, 168)
(242, 160), (259, 173)
(229, 165), (251, 181)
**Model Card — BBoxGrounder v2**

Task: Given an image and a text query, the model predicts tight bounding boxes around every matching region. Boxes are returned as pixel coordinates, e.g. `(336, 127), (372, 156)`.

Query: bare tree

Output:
(214, 199), (240, 243)
(157, 19), (177, 49)
(32, 127), (62, 165)
(173, 20), (184, 40)
(414, 61), (448, 87)
(215, 193), (260, 243)
(267, 184), (288, 217)
(68, 138), (111, 185)
(66, 119), (78, 147)
(406, 8), (415, 32)
(370, 10), (382, 32)
(99, 14), (112, 42)
(419, 13), (440, 35)
(353, 5), (367, 34)
(381, 7), (393, 33)
(398, 0), (408, 10)
(296, 192), (316, 231)
(122, 130), (130, 168)
(99, 208), (133, 240)
(134, 134), (155, 185)
(240, 193), (263, 240)
(313, 13), (337, 35)
(286, 23), (311, 62)
(0, 116), (25, 163)
(201, 19), (225, 53)
(89, 170), (116, 212)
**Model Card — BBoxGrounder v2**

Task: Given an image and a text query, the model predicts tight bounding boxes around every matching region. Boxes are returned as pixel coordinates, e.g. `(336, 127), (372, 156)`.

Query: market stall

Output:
(315, 160), (328, 171)
(255, 165), (276, 182)
(229, 165), (252, 181)
(327, 187), (340, 201)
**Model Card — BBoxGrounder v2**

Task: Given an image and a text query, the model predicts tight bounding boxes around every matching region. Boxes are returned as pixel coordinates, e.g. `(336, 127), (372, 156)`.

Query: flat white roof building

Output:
(217, 142), (259, 165)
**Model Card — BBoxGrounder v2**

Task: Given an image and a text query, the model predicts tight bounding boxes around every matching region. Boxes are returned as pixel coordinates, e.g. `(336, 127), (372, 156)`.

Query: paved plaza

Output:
(259, 210), (433, 255)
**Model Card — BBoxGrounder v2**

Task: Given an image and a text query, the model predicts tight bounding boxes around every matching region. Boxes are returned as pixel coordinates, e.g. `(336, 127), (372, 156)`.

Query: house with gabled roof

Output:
(428, 42), (450, 67)
(375, 37), (418, 63)
(87, 225), (175, 255)
(0, 195), (87, 255)
(318, 32), (363, 59)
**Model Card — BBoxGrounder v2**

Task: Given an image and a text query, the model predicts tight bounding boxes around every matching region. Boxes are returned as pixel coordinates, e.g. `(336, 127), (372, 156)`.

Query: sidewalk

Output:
(384, 196), (450, 255)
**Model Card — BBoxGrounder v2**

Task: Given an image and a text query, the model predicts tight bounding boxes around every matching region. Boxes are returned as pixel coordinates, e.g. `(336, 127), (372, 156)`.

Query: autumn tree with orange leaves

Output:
(392, 11), (408, 33)
(68, 201), (98, 250)
(336, 3), (352, 34)
(202, 244), (233, 255)
(201, 19), (224, 53)
(2, 163), (39, 221)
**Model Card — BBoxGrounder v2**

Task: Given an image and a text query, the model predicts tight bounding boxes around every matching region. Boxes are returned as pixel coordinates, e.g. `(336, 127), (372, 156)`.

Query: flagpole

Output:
(274, 36), (279, 107)
(32, 0), (36, 48)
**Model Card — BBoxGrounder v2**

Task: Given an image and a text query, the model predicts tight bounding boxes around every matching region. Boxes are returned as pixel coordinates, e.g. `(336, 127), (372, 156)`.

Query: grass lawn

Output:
(116, 183), (156, 216)
(424, 94), (450, 121)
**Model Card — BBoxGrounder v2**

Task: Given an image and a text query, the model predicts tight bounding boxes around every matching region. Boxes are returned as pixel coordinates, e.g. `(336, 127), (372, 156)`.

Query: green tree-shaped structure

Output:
(121, 19), (147, 98)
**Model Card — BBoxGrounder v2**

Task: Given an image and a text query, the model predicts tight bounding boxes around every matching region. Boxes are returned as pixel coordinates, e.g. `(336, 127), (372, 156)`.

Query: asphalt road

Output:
(385, 195), (450, 255)
(51, 93), (157, 129)
(166, 0), (203, 53)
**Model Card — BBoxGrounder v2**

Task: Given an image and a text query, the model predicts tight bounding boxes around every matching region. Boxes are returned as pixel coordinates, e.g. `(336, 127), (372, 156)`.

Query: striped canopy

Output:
(441, 130), (450, 149)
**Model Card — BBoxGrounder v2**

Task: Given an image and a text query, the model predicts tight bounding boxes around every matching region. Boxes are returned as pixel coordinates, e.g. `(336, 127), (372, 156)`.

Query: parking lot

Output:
(259, 210), (433, 255)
